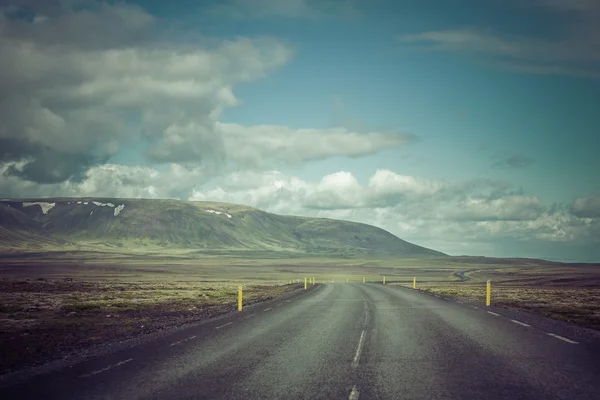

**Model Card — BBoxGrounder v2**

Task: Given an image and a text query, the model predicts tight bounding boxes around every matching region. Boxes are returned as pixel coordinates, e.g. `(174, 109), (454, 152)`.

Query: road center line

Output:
(351, 330), (366, 368)
(79, 358), (133, 378)
(349, 385), (360, 400)
(244, 313), (256, 319)
(546, 333), (579, 344)
(456, 301), (464, 304)
(470, 306), (479, 309)
(215, 322), (233, 330)
(263, 307), (272, 312)
(511, 319), (530, 327)
(487, 311), (500, 316)
(276, 303), (283, 307)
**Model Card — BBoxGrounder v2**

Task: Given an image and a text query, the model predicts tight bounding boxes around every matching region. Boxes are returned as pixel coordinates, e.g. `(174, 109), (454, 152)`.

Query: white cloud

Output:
(218, 123), (413, 168)
(2, 163), (598, 257)
(303, 171), (362, 209)
(0, 2), (293, 183)
(572, 194), (600, 218)
(448, 196), (546, 221)
(0, 162), (214, 200)
(397, 28), (600, 63)
(207, 0), (361, 20)
(187, 169), (599, 255)
(367, 169), (446, 199)
(396, 0), (600, 79)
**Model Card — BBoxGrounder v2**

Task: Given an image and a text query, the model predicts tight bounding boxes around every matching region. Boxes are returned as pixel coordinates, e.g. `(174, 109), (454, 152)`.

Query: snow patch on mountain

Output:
(114, 204), (125, 216)
(22, 202), (56, 214)
(92, 201), (115, 207)
(205, 209), (232, 218)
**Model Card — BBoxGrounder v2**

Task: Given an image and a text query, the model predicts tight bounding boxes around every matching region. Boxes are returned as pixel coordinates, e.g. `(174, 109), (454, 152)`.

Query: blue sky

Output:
(143, 0), (600, 203)
(1, 0), (599, 261)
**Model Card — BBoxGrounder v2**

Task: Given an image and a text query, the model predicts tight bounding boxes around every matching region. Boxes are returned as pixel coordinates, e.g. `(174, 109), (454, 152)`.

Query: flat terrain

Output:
(2, 283), (600, 399)
(0, 278), (301, 375)
(1, 251), (599, 379)
(407, 263), (600, 331)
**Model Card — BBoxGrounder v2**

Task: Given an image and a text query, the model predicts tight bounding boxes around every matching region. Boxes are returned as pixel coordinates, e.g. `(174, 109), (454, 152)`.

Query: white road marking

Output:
(276, 303), (283, 307)
(443, 297), (451, 300)
(470, 306), (479, 309)
(511, 319), (530, 327)
(169, 335), (197, 346)
(79, 358), (133, 378)
(349, 385), (360, 400)
(456, 301), (464, 304)
(263, 307), (272, 312)
(487, 311), (500, 316)
(351, 330), (367, 368)
(215, 322), (233, 330)
(244, 313), (256, 319)
(546, 333), (579, 344)
(285, 300), (292, 303)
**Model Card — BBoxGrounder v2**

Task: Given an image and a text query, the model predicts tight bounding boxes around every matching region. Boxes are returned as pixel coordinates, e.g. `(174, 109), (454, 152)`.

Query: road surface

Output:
(2, 283), (600, 399)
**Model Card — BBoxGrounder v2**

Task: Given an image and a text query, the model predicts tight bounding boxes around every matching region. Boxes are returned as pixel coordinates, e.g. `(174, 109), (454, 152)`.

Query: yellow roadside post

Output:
(486, 280), (491, 306)
(238, 285), (243, 312)
(312, 277), (315, 286)
(346, 278), (349, 283)
(363, 276), (366, 283)
(383, 276), (386, 284)
(413, 277), (416, 289)
(304, 277), (307, 289)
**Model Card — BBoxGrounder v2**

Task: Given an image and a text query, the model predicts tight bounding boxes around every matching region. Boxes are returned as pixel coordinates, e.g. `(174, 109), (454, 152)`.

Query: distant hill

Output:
(0, 198), (446, 257)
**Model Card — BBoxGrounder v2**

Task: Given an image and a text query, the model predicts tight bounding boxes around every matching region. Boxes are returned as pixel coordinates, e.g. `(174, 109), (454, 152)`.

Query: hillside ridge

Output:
(0, 198), (446, 257)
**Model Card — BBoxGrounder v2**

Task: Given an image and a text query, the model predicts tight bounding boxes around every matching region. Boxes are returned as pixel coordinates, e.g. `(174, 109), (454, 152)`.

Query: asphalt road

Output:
(2, 283), (600, 399)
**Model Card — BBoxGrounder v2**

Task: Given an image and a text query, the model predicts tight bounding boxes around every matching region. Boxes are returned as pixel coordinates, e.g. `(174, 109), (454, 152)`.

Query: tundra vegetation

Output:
(1, 199), (598, 376)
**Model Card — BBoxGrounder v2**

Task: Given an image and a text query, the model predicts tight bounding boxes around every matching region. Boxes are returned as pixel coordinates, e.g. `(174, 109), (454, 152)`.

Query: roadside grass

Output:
(407, 281), (600, 331)
(0, 278), (302, 375)
(2, 253), (600, 375)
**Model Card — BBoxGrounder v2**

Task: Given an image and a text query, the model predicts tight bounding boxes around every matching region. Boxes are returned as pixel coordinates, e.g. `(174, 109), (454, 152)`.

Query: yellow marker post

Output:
(312, 277), (315, 286)
(413, 277), (416, 289)
(486, 280), (491, 307)
(304, 277), (307, 290)
(363, 276), (366, 283)
(346, 278), (349, 283)
(383, 276), (386, 285)
(238, 285), (243, 312)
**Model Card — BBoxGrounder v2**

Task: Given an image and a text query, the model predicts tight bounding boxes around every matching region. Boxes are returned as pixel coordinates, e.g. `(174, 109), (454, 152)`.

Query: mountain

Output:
(0, 198), (446, 257)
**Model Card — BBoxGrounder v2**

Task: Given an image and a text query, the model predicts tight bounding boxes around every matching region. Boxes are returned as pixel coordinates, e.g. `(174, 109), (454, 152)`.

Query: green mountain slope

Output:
(0, 198), (446, 256)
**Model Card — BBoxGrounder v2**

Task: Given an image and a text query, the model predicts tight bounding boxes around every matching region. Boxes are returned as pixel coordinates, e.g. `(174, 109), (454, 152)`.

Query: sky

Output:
(0, 0), (599, 261)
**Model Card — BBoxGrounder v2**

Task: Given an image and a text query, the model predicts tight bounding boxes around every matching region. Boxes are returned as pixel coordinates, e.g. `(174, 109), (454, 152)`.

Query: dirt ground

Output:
(406, 271), (600, 332)
(0, 278), (301, 375)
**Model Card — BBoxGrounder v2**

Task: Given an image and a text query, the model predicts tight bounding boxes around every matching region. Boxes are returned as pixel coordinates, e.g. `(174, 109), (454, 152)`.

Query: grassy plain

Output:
(395, 260), (600, 331)
(1, 251), (599, 375)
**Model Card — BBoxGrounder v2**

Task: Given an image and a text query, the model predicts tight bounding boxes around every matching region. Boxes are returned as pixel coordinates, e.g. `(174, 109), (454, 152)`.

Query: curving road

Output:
(2, 283), (600, 399)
